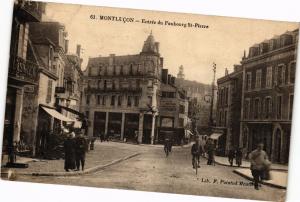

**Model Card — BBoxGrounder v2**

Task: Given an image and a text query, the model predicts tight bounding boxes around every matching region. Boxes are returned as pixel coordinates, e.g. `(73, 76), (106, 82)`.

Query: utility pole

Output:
(209, 62), (216, 127)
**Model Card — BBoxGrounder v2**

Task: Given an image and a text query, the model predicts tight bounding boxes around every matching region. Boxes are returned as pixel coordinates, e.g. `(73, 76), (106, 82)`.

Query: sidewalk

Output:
(233, 168), (287, 189)
(213, 155), (288, 171)
(1, 142), (140, 177)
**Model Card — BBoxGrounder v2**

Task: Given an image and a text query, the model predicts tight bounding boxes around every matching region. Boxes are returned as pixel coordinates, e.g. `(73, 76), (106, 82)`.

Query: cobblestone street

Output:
(12, 142), (286, 201)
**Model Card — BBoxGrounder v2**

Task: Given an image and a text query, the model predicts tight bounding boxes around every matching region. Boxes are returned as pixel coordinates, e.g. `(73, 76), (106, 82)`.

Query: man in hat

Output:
(74, 132), (87, 171)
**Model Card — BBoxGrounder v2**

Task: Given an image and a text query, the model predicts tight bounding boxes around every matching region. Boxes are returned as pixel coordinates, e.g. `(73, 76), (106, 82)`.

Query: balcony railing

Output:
(85, 87), (142, 94)
(9, 56), (38, 84)
(18, 1), (44, 22)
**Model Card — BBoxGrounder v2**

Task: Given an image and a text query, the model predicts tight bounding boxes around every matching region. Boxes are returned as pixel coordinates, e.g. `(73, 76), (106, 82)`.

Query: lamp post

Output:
(204, 63), (217, 128)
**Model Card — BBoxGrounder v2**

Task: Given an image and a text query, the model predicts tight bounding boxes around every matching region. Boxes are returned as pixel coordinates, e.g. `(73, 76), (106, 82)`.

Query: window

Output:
(136, 79), (140, 89)
(255, 69), (262, 89)
(276, 65), (284, 85)
(113, 65), (116, 75)
(219, 111), (223, 125)
(225, 88), (228, 105)
(134, 96), (139, 107)
(264, 97), (272, 119)
(127, 96), (132, 107)
(254, 98), (260, 119)
(111, 95), (115, 106)
(46, 80), (53, 103)
(130, 64), (133, 75)
(224, 110), (227, 126)
(289, 94), (294, 120)
(289, 62), (296, 84)
(86, 94), (90, 105)
(102, 96), (106, 105)
(97, 95), (101, 105)
(277, 95), (282, 119)
(244, 99), (250, 119)
(266, 66), (272, 88)
(246, 72), (252, 91)
(48, 47), (54, 69)
(179, 118), (184, 127)
(120, 65), (124, 75)
(112, 81), (115, 90)
(104, 80), (107, 89)
(179, 105), (185, 114)
(17, 23), (29, 59)
(118, 96), (122, 106)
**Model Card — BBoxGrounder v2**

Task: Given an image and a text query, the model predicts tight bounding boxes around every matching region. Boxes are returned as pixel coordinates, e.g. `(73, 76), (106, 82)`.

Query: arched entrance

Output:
(274, 128), (282, 163)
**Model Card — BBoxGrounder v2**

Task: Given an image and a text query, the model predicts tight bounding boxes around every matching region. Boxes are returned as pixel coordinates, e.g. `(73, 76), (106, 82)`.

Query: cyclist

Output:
(191, 137), (202, 169)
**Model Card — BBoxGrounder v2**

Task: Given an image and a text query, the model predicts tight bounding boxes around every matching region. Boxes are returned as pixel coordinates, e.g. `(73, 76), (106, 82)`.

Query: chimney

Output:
(225, 68), (229, 76)
(76, 44), (81, 57)
(162, 69), (168, 84)
(65, 40), (69, 54)
(168, 74), (171, 84)
(171, 76), (175, 85)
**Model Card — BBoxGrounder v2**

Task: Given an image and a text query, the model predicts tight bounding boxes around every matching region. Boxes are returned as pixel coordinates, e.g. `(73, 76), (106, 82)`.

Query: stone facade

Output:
(240, 29), (298, 163)
(2, 1), (45, 161)
(80, 33), (163, 144)
(159, 69), (189, 144)
(216, 65), (243, 155)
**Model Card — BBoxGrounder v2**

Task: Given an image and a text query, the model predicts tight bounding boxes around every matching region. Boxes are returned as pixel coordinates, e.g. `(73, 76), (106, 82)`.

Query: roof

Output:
(141, 32), (159, 54)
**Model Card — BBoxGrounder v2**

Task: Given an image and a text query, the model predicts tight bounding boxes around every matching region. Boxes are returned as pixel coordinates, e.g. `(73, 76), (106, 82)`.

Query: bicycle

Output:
(192, 156), (200, 175)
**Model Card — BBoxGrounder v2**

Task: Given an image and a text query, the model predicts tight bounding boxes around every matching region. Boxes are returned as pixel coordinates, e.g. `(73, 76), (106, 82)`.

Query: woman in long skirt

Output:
(64, 133), (76, 172)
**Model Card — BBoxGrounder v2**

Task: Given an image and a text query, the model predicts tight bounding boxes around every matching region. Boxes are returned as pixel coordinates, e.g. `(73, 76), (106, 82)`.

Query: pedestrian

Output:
(63, 133), (76, 172)
(205, 138), (215, 165)
(100, 132), (104, 142)
(249, 143), (270, 190)
(235, 147), (243, 167)
(228, 146), (235, 166)
(191, 137), (202, 169)
(74, 132), (87, 171)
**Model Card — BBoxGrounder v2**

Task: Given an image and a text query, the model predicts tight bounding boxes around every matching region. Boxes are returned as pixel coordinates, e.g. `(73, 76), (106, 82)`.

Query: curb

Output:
(203, 156), (288, 172)
(233, 170), (286, 189)
(1, 153), (140, 177)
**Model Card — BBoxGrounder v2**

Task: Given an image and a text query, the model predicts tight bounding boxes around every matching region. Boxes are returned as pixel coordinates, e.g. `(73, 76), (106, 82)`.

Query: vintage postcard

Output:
(0, 1), (299, 201)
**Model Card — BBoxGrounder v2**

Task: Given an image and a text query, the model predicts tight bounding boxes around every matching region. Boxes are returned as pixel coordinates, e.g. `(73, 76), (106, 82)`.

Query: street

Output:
(15, 142), (286, 201)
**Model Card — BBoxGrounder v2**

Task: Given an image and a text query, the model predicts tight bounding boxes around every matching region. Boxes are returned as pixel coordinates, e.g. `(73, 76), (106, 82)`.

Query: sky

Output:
(43, 2), (298, 84)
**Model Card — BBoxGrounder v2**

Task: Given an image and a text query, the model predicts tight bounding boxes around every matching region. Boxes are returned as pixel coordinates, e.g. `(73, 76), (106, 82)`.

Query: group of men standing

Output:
(64, 131), (87, 172)
(191, 135), (271, 191)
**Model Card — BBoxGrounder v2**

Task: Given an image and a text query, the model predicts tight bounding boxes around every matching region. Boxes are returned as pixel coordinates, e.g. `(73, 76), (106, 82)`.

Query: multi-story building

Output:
(2, 1), (45, 163)
(57, 44), (84, 121)
(215, 65), (243, 155)
(80, 32), (163, 144)
(176, 65), (215, 132)
(240, 29), (298, 163)
(20, 21), (71, 156)
(158, 69), (189, 144)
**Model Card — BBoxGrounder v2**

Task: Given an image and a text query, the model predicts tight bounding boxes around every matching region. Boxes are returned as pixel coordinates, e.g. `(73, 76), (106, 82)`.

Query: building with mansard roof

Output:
(81, 32), (163, 144)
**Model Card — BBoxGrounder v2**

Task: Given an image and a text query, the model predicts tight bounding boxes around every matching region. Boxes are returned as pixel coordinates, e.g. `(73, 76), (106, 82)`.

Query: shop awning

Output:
(57, 105), (86, 119)
(210, 133), (223, 140)
(42, 107), (75, 122)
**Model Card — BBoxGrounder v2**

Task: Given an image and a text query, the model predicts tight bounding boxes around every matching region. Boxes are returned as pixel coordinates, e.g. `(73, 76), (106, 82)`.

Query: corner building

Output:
(240, 29), (298, 163)
(81, 33), (163, 144)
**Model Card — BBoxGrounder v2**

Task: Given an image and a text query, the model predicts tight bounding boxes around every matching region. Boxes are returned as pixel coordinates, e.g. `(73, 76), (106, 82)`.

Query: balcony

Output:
(85, 87), (142, 95)
(16, 1), (45, 22)
(9, 56), (38, 85)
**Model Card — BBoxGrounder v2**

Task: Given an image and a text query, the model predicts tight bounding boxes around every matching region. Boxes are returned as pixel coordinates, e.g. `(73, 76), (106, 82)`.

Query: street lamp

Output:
(146, 104), (158, 144)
